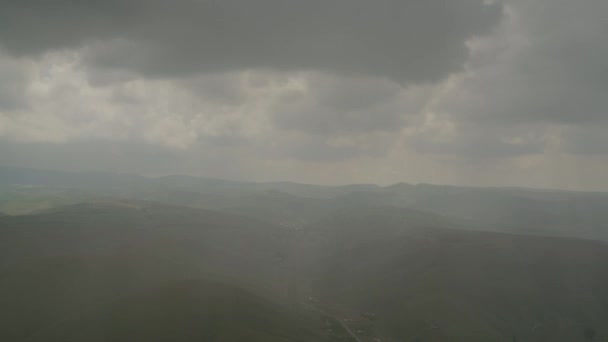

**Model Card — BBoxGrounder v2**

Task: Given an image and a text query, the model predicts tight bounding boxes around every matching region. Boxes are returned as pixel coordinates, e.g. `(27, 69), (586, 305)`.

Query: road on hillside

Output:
(305, 303), (362, 342)
(333, 316), (363, 342)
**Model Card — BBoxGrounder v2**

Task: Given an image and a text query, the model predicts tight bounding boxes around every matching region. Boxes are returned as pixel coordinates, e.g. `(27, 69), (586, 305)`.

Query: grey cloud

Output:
(86, 68), (139, 87)
(0, 0), (503, 83)
(273, 98), (404, 136)
(272, 74), (421, 136)
(0, 136), (363, 180)
(405, 0), (608, 171)
(437, 0), (608, 125)
(0, 138), (247, 178)
(559, 125), (608, 155)
(182, 73), (251, 106)
(314, 76), (401, 112)
(408, 123), (546, 159)
(273, 141), (363, 162)
(510, 0), (608, 124)
(0, 1), (139, 55)
(410, 137), (543, 160)
(0, 54), (30, 110)
(3, 0), (608, 190)
(265, 130), (394, 162)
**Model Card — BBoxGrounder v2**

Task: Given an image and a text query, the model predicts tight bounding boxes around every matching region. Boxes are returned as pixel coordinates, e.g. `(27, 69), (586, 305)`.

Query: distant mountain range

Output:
(2, 166), (608, 241)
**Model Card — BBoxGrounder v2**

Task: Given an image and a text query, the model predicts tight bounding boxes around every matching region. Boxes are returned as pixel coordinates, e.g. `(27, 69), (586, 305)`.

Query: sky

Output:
(0, 0), (607, 190)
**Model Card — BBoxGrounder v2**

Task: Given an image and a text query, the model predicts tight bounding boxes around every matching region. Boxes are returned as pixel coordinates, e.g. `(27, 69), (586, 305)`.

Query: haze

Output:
(1, 1), (608, 342)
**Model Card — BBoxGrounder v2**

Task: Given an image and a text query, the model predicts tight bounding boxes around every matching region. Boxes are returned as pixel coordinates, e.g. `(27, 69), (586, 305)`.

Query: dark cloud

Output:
(274, 140), (363, 162)
(0, 139), (245, 178)
(272, 74), (422, 136)
(438, 0), (608, 125)
(559, 125), (608, 155)
(313, 76), (401, 112)
(0, 54), (30, 110)
(2, 0), (608, 190)
(0, 136), (370, 180)
(0, 1), (139, 55)
(182, 73), (250, 106)
(407, 123), (546, 159)
(410, 136), (543, 160)
(0, 0), (503, 83)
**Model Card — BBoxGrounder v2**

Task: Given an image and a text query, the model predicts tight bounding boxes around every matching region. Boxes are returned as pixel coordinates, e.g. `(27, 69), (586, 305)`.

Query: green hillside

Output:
(298, 206), (608, 341)
(33, 279), (349, 342)
(1, 198), (608, 341)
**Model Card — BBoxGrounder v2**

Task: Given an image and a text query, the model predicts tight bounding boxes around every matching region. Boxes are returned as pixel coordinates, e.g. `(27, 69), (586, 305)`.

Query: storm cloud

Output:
(0, 0), (502, 83)
(1, 0), (608, 190)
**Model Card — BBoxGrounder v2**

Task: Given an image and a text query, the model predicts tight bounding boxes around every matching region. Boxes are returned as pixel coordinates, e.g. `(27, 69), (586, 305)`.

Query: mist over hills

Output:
(1, 167), (608, 341)
(2, 0), (607, 339)
(2, 166), (608, 241)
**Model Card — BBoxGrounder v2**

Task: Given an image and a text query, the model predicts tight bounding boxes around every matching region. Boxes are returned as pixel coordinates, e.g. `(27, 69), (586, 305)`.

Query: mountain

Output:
(0, 201), (293, 288)
(0, 167), (375, 199)
(154, 175), (379, 199)
(0, 202), (298, 341)
(2, 166), (608, 242)
(296, 206), (608, 341)
(1, 201), (608, 341)
(335, 183), (608, 241)
(0, 202), (368, 342)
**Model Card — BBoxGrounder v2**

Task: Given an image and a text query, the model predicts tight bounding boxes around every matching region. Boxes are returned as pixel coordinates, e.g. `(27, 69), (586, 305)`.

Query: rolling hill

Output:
(0, 202), (298, 341)
(296, 206), (608, 341)
(1, 170), (608, 341)
(2, 167), (608, 242)
(27, 279), (351, 342)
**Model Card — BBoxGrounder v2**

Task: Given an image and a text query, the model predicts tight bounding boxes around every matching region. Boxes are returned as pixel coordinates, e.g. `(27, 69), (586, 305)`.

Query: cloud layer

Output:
(1, 0), (608, 190)
(0, 0), (502, 83)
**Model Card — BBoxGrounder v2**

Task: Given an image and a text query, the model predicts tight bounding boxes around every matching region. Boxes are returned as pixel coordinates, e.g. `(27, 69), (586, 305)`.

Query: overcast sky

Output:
(0, 0), (607, 190)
